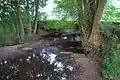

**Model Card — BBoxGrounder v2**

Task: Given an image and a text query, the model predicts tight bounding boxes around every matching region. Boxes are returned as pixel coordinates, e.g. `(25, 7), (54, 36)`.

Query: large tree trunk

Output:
(26, 0), (32, 35)
(76, 0), (106, 55)
(15, 0), (25, 40)
(88, 0), (106, 53)
(33, 0), (39, 34)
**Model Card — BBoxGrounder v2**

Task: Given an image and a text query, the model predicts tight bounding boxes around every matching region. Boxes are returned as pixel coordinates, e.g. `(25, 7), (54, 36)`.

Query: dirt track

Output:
(69, 54), (101, 80)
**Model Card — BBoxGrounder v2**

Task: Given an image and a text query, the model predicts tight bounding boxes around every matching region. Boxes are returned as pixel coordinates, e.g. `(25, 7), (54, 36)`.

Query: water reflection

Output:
(0, 45), (74, 80)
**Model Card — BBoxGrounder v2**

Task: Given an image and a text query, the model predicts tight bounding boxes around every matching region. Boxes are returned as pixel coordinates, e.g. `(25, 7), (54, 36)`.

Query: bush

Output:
(102, 44), (120, 79)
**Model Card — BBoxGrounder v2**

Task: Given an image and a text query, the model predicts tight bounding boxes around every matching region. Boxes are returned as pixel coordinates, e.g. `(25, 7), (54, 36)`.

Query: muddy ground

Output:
(0, 33), (101, 80)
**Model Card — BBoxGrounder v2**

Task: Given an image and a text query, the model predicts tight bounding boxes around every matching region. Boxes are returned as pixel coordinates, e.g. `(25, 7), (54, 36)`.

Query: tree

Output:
(25, 0), (32, 35)
(33, 0), (39, 34)
(18, 0), (48, 35)
(76, 0), (106, 55)
(15, 0), (25, 40)
(88, 0), (107, 54)
(0, 0), (21, 44)
(54, 0), (107, 55)
(0, 0), (49, 44)
(33, 0), (48, 34)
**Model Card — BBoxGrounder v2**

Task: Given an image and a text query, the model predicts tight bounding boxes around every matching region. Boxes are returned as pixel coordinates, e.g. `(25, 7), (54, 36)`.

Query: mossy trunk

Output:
(88, 0), (106, 53)
(15, 0), (25, 40)
(76, 0), (106, 55)
(26, 0), (32, 35)
(33, 0), (39, 34)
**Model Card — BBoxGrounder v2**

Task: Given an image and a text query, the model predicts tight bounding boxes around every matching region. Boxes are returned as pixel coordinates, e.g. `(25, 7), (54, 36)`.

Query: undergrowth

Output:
(102, 44), (120, 79)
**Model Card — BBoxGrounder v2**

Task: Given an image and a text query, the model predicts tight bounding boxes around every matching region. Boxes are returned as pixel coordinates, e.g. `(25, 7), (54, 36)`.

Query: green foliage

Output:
(0, 23), (16, 45)
(101, 1), (120, 78)
(101, 21), (120, 41)
(102, 0), (120, 21)
(101, 0), (120, 40)
(39, 12), (48, 20)
(101, 24), (119, 39)
(53, 0), (77, 20)
(51, 0), (77, 30)
(0, 0), (19, 44)
(102, 44), (120, 79)
(45, 20), (75, 30)
(0, 0), (48, 45)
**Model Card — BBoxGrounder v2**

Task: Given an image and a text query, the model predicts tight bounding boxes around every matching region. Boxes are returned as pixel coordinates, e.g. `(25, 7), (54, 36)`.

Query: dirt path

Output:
(69, 54), (101, 80)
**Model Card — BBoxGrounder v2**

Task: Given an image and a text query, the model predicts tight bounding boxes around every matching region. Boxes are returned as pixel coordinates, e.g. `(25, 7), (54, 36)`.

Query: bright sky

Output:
(42, 0), (56, 19)
(113, 0), (120, 8)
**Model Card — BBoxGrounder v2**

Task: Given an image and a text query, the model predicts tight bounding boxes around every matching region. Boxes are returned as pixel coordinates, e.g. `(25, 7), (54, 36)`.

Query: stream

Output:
(0, 44), (75, 80)
(0, 31), (83, 80)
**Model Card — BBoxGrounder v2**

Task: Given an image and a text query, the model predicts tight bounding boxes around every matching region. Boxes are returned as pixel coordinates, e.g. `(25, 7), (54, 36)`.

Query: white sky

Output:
(113, 0), (120, 8)
(42, 0), (56, 19)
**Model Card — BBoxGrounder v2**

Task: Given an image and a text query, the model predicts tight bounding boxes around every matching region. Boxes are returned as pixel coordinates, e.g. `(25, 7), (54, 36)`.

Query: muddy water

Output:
(0, 45), (75, 80)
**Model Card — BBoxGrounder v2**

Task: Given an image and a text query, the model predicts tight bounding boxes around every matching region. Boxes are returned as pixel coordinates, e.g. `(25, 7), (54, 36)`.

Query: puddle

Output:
(0, 44), (75, 80)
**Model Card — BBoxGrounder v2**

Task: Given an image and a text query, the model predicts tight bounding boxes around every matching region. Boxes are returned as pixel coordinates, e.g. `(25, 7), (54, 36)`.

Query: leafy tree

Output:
(71, 0), (106, 54)
(0, 0), (48, 44)
(0, 0), (18, 44)
(54, 0), (107, 55)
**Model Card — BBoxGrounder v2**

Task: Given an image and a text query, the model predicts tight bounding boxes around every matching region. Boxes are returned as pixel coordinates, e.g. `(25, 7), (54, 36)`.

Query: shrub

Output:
(102, 44), (120, 79)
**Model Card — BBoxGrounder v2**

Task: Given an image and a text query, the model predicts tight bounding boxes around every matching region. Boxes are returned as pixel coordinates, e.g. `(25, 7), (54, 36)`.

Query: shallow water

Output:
(0, 45), (74, 80)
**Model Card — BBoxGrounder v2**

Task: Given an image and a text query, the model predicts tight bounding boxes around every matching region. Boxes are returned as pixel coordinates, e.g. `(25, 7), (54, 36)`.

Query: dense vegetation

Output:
(102, 44), (120, 79)
(0, 0), (48, 44)
(101, 0), (120, 79)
